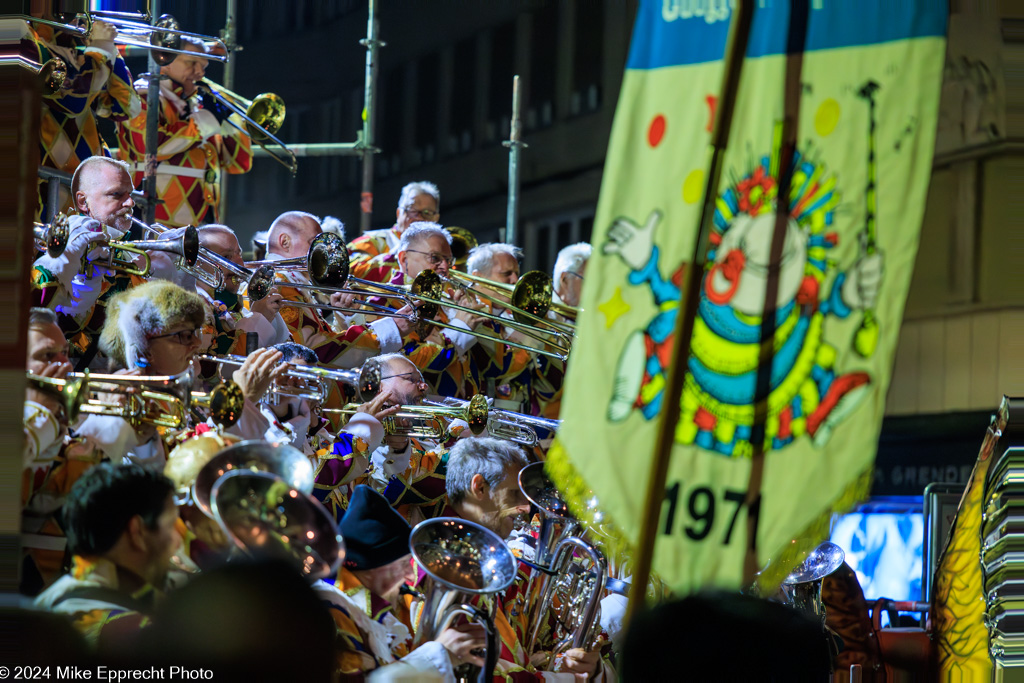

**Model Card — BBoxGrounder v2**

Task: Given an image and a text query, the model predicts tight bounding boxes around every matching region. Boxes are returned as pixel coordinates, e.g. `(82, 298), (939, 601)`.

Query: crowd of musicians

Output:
(22, 14), (622, 683)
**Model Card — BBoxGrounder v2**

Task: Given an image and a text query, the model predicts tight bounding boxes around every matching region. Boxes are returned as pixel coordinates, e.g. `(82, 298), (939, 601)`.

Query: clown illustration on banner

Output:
(548, 1), (947, 597)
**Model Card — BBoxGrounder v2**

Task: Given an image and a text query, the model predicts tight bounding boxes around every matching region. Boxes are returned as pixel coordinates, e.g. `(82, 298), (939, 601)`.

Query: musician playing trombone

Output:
(116, 35), (252, 228)
(348, 180), (442, 280)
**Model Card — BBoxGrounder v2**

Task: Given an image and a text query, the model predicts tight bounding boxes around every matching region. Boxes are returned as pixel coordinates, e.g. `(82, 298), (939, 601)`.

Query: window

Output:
(523, 209), (597, 274)
(414, 53), (440, 167)
(485, 21), (516, 145)
(528, 2), (558, 130)
(448, 37), (477, 157)
(572, 1), (603, 116)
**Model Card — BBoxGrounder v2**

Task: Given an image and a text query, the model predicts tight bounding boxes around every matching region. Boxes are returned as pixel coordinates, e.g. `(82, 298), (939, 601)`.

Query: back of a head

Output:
(63, 463), (175, 557)
(137, 559), (336, 682)
(620, 591), (831, 682)
(267, 210), (322, 256)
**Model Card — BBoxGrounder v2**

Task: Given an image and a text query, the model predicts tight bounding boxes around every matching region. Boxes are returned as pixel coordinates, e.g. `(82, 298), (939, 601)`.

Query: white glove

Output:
(602, 210), (662, 272)
(841, 248), (884, 310)
(34, 217), (110, 291)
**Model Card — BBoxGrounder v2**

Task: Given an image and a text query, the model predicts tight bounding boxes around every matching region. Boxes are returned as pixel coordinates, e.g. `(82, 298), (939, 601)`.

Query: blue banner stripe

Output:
(627, 1), (948, 70)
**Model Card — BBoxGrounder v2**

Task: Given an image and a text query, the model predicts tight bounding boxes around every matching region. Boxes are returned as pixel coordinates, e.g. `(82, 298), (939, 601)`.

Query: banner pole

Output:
(624, 0), (755, 626)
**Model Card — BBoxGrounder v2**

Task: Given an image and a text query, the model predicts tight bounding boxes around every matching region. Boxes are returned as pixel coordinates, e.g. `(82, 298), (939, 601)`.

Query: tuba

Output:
(779, 541), (846, 628)
(190, 440), (314, 518)
(517, 463), (608, 666)
(410, 517), (517, 683)
(210, 470), (343, 580)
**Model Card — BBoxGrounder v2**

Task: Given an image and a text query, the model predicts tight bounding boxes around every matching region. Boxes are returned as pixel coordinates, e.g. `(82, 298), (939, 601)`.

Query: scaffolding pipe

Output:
(218, 0), (239, 224)
(503, 75), (526, 247)
(359, 0), (383, 233)
(141, 0), (162, 226)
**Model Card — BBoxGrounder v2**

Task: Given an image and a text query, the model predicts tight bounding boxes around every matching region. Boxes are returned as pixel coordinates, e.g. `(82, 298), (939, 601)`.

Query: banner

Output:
(548, 1), (947, 595)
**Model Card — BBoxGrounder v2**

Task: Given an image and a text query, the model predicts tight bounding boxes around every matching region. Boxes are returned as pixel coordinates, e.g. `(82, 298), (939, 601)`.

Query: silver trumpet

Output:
(410, 517), (517, 683)
(517, 463), (607, 667)
(425, 397), (561, 447)
(211, 470), (343, 581)
(34, 213), (70, 258)
(195, 353), (329, 405)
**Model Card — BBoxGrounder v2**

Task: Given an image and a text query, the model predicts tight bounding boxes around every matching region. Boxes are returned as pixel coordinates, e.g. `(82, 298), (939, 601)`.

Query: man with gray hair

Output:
(553, 242), (591, 308)
(349, 181), (441, 270)
(443, 437), (610, 681)
(466, 242), (522, 287)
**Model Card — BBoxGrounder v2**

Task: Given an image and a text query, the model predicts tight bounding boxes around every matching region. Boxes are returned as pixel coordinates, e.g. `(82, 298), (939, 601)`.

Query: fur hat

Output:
(100, 280), (205, 369)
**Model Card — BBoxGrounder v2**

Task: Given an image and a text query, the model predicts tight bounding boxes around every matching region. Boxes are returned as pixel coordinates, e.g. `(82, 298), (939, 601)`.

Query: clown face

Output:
(707, 213), (808, 316)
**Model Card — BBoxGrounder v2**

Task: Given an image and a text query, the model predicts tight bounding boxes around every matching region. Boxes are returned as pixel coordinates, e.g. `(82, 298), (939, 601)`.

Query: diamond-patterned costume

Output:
(116, 78), (252, 228)
(27, 23), (141, 220)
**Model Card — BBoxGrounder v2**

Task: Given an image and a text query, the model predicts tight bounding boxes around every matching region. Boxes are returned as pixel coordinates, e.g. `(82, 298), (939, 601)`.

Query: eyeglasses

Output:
(150, 329), (200, 345)
(381, 370), (425, 384)
(565, 271), (585, 281)
(403, 207), (439, 221)
(405, 249), (454, 267)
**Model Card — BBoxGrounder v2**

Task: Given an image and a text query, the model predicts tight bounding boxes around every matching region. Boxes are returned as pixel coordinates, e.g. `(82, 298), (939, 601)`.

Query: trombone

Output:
(85, 226), (200, 279)
(34, 212), (69, 258)
(197, 78), (297, 174)
(444, 270), (575, 337)
(243, 234), (417, 322)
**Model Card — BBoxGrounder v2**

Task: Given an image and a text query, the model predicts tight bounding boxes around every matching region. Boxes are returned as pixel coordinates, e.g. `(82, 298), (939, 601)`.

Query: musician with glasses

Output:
(317, 485), (483, 680)
(445, 438), (612, 682)
(348, 180), (441, 278)
(23, 308), (107, 594)
(24, 14), (141, 221)
(73, 281), (285, 469)
(264, 210), (420, 371)
(359, 223), (489, 400)
(116, 35), (252, 228)
(35, 463), (180, 653)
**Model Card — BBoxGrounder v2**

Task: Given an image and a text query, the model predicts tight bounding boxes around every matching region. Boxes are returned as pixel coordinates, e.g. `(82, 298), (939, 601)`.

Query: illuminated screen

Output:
(830, 511), (924, 602)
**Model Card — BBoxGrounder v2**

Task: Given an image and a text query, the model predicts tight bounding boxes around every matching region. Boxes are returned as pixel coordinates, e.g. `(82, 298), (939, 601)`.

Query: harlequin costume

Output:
(34, 556), (158, 652)
(116, 76), (252, 228)
(348, 226), (402, 267)
(25, 22), (141, 221)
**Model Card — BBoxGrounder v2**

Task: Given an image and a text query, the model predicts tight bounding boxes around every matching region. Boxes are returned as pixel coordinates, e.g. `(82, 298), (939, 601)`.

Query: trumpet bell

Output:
(40, 57), (67, 95)
(410, 517), (516, 595)
(246, 93), (286, 139)
(35, 212), (70, 258)
(192, 440), (315, 518)
(519, 462), (572, 520)
(211, 470), (344, 581)
(466, 394), (489, 435)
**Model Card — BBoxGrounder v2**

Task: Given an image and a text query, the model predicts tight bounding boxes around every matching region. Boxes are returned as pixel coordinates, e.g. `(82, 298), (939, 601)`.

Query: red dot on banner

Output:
(647, 115), (666, 147)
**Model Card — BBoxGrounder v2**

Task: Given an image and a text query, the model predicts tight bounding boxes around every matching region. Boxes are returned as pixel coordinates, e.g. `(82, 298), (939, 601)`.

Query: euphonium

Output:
(211, 470), (343, 580)
(517, 463), (608, 666)
(410, 517), (517, 683)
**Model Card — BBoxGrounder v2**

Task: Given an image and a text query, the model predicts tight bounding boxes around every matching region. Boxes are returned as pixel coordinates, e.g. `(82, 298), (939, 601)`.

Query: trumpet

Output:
(197, 78), (296, 174)
(84, 226), (200, 279)
(34, 212), (69, 258)
(127, 217), (221, 288)
(195, 353), (331, 405)
(424, 397), (561, 447)
(325, 394), (491, 440)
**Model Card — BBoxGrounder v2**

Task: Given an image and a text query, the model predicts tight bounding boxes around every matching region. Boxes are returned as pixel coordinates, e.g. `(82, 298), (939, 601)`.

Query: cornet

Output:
(34, 212), (69, 258)
(197, 78), (296, 174)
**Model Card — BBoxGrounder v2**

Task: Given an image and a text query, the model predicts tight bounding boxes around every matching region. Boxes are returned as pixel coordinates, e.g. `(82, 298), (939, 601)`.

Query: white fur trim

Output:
(117, 295), (163, 369)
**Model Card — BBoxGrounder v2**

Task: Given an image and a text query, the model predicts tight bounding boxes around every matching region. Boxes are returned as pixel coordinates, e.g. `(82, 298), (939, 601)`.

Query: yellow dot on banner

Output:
(598, 286), (631, 329)
(682, 169), (705, 204)
(815, 98), (840, 137)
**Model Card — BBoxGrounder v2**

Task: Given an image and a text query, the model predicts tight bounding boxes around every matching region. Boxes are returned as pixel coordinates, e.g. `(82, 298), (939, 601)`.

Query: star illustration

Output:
(598, 287), (631, 329)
